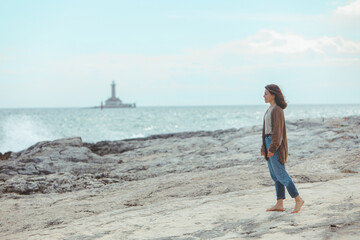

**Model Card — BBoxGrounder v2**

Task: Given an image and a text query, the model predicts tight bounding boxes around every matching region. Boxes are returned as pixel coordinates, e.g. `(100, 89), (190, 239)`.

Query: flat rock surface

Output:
(0, 116), (359, 239)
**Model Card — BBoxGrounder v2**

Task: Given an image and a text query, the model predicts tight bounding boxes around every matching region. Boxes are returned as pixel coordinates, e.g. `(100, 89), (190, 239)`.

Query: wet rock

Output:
(0, 152), (11, 160)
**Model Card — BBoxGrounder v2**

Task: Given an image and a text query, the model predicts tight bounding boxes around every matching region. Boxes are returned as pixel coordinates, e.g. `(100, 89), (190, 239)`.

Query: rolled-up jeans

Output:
(265, 135), (299, 199)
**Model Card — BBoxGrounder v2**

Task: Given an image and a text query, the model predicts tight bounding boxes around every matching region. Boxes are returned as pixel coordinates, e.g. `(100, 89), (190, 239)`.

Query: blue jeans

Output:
(265, 135), (299, 199)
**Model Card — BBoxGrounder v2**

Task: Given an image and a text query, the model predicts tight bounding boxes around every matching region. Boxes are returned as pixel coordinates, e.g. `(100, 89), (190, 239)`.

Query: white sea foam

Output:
(0, 115), (56, 152)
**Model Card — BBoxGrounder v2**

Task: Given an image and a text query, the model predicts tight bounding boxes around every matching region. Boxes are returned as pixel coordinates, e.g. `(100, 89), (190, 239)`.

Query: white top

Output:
(264, 105), (275, 134)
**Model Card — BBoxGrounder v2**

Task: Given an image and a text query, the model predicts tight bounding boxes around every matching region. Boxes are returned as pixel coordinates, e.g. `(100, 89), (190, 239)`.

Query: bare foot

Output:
(291, 199), (305, 213)
(266, 205), (285, 212)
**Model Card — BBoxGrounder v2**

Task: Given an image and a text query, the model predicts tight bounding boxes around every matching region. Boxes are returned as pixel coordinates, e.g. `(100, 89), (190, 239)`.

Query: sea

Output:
(1, 104), (359, 153)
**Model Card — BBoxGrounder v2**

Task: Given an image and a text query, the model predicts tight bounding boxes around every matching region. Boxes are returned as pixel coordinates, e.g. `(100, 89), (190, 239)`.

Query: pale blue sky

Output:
(1, 0), (359, 107)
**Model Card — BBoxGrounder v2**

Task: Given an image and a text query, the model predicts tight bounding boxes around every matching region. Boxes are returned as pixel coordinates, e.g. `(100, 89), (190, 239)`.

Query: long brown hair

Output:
(265, 84), (287, 109)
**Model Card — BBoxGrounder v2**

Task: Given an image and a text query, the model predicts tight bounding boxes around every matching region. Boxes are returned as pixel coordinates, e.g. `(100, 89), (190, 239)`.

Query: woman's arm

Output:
(261, 119), (267, 157)
(268, 107), (284, 154)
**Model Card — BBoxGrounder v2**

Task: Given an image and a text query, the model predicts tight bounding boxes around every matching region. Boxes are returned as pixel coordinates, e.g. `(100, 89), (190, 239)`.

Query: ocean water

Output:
(1, 104), (359, 153)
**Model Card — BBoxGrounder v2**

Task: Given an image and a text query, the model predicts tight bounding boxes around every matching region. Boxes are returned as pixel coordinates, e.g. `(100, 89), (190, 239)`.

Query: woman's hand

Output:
(267, 151), (274, 158)
(261, 151), (264, 156)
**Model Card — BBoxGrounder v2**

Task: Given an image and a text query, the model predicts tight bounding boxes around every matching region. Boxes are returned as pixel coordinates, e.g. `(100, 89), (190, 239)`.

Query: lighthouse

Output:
(111, 81), (116, 99)
(103, 80), (136, 108)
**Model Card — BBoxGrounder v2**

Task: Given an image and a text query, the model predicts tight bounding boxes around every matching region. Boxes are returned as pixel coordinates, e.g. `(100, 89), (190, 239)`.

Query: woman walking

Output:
(261, 84), (304, 213)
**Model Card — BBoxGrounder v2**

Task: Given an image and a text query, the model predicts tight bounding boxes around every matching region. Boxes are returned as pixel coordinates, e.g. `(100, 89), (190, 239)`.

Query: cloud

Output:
(245, 30), (321, 54)
(9, 30), (360, 85)
(168, 12), (324, 23)
(245, 30), (360, 55)
(4, 30), (360, 82)
(184, 30), (360, 65)
(332, 0), (360, 28)
(0, 69), (17, 75)
(334, 0), (360, 17)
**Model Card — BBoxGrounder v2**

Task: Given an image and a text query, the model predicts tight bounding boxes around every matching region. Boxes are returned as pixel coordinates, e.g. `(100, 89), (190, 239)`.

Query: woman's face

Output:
(264, 89), (274, 103)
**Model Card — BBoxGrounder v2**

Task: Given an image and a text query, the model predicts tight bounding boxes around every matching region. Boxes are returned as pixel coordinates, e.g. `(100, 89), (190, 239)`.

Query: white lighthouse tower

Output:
(104, 81), (136, 108)
(111, 81), (117, 99)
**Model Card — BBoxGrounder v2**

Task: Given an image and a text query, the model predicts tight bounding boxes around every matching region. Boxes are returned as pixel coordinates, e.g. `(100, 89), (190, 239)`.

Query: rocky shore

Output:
(1, 116), (359, 239)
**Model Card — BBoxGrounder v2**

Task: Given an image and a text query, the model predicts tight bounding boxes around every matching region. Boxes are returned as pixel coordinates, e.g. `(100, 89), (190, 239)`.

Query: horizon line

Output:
(1, 103), (360, 109)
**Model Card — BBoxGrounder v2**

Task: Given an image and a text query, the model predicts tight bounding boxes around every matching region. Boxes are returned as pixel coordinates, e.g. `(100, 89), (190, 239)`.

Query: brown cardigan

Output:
(261, 105), (288, 164)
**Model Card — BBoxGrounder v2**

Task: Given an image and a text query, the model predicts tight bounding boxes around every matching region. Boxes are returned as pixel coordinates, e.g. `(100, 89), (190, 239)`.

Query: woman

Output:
(261, 84), (304, 213)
